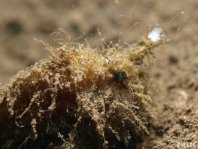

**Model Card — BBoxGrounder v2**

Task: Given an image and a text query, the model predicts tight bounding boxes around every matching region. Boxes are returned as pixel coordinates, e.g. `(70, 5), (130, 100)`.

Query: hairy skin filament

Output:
(0, 28), (165, 149)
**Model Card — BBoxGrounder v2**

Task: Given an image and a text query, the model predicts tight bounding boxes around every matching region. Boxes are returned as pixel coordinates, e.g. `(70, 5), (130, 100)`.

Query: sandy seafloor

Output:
(0, 0), (197, 148)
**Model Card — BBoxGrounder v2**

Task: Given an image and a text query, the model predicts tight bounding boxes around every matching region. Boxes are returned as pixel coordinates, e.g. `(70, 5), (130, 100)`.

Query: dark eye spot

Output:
(113, 71), (127, 83)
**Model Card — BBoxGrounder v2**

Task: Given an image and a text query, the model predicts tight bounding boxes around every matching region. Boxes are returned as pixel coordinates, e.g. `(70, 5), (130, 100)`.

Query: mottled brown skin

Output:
(0, 36), (163, 148)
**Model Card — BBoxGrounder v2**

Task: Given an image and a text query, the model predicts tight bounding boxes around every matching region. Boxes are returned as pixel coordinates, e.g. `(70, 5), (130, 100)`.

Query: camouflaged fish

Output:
(0, 28), (165, 149)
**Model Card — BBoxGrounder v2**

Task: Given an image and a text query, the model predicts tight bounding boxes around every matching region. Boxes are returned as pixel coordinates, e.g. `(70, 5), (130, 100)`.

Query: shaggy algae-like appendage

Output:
(0, 28), (165, 148)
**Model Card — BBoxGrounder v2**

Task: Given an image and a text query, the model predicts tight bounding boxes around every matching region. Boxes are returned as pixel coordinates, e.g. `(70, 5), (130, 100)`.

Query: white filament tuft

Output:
(148, 27), (165, 43)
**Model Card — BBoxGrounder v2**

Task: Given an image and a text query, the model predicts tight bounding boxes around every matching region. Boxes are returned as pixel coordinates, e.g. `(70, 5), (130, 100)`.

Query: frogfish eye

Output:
(113, 71), (128, 83)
